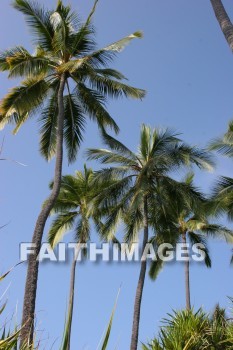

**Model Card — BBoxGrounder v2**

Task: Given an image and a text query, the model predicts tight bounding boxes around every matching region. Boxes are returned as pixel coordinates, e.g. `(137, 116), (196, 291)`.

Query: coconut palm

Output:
(209, 122), (233, 220)
(87, 125), (214, 350)
(0, 0), (145, 344)
(149, 173), (233, 310)
(210, 0), (233, 51)
(212, 176), (233, 221)
(209, 122), (233, 219)
(48, 166), (103, 350)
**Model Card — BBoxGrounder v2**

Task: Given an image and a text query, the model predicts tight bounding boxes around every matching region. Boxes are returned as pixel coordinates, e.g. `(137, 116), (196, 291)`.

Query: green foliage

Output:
(209, 121), (233, 264)
(48, 165), (101, 247)
(148, 172), (233, 280)
(209, 120), (233, 157)
(0, 0), (145, 163)
(99, 289), (120, 350)
(0, 265), (34, 350)
(143, 305), (233, 350)
(59, 288), (120, 350)
(87, 124), (214, 244)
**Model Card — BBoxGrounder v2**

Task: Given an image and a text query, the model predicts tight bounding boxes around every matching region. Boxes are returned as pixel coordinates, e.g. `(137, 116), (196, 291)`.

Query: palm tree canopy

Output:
(149, 173), (233, 280)
(209, 120), (233, 157)
(48, 165), (100, 247)
(0, 0), (145, 163)
(87, 125), (215, 243)
(211, 176), (233, 228)
(209, 122), (233, 218)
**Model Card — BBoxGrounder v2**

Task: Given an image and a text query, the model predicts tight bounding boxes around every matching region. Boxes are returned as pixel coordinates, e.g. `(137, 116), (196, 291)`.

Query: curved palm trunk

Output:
(20, 74), (66, 347)
(65, 256), (77, 350)
(210, 0), (233, 51)
(130, 198), (149, 350)
(182, 232), (191, 310)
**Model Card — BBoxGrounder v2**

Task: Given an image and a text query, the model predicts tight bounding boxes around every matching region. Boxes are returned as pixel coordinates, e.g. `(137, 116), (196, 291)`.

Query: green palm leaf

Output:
(63, 93), (85, 163)
(13, 0), (53, 50)
(0, 76), (49, 131)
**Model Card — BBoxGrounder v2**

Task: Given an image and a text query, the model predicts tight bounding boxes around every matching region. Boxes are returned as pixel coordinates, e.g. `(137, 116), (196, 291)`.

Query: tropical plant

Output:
(142, 304), (233, 350)
(210, 0), (233, 51)
(209, 122), (233, 260)
(149, 173), (233, 310)
(59, 283), (120, 350)
(0, 0), (145, 344)
(95, 289), (120, 350)
(87, 125), (214, 350)
(48, 165), (115, 349)
(0, 265), (35, 350)
(209, 120), (233, 157)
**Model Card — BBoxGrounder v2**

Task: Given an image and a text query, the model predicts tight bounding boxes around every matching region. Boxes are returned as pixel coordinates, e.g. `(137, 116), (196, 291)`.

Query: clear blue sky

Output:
(1, 0), (233, 349)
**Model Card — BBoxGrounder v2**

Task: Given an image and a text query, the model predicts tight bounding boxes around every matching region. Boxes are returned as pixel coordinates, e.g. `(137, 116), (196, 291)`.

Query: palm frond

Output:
(87, 70), (145, 100)
(124, 206), (144, 243)
(58, 31), (143, 72)
(98, 205), (123, 241)
(13, 0), (53, 50)
(5, 47), (52, 78)
(99, 289), (120, 350)
(100, 130), (139, 161)
(74, 216), (90, 243)
(48, 212), (77, 248)
(0, 76), (49, 131)
(149, 258), (164, 281)
(100, 31), (143, 53)
(76, 83), (119, 133)
(175, 143), (215, 171)
(211, 176), (233, 221)
(199, 224), (233, 243)
(209, 137), (233, 157)
(188, 232), (211, 268)
(150, 126), (181, 157)
(63, 93), (85, 163)
(39, 89), (58, 160)
(86, 148), (135, 166)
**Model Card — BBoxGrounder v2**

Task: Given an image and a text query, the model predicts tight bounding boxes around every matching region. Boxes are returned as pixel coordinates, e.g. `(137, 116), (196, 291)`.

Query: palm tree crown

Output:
(149, 173), (233, 309)
(0, 1), (145, 345)
(48, 166), (97, 248)
(87, 124), (215, 350)
(0, 0), (145, 163)
(48, 166), (102, 350)
(88, 125), (215, 242)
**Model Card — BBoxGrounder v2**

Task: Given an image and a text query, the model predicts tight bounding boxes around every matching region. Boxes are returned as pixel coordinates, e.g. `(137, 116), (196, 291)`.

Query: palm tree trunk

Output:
(210, 0), (233, 51)
(20, 74), (66, 348)
(182, 232), (191, 310)
(65, 256), (77, 350)
(130, 197), (149, 350)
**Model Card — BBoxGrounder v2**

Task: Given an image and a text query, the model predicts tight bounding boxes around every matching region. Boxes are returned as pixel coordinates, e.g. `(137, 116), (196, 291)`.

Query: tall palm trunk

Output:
(65, 256), (77, 350)
(182, 232), (191, 310)
(130, 197), (149, 350)
(20, 74), (66, 347)
(210, 0), (233, 50)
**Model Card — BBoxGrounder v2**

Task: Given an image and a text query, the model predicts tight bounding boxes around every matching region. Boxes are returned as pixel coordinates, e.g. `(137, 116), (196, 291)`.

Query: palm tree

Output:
(87, 125), (214, 350)
(0, 0), (145, 344)
(48, 166), (102, 350)
(209, 122), (233, 260)
(209, 122), (233, 215)
(209, 119), (233, 218)
(210, 0), (233, 51)
(149, 173), (233, 310)
(212, 176), (233, 221)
